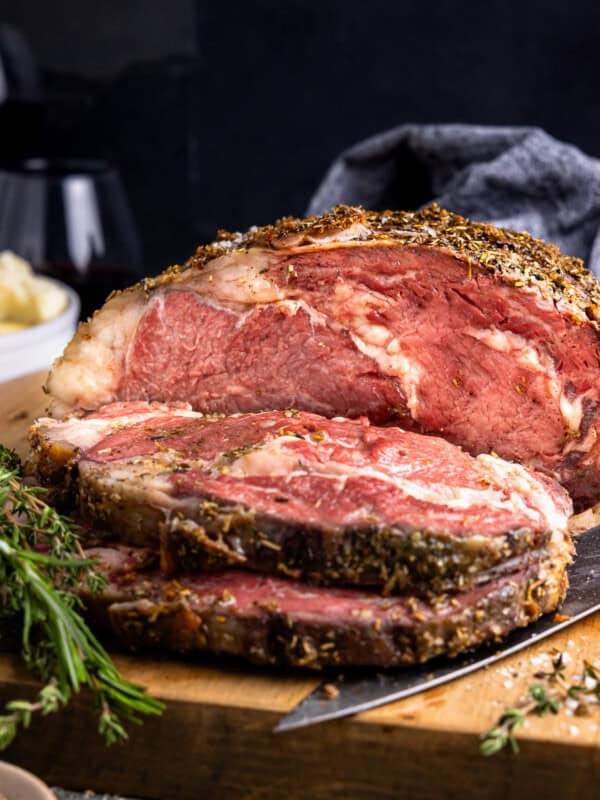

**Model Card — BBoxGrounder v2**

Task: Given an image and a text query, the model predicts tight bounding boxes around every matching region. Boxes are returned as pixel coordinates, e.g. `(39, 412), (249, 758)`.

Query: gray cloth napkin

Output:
(308, 124), (600, 278)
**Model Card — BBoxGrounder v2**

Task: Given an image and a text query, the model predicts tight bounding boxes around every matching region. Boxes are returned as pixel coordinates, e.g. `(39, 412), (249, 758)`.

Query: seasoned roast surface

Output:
(81, 537), (570, 669)
(46, 205), (600, 507)
(31, 404), (572, 591)
(35, 204), (585, 665)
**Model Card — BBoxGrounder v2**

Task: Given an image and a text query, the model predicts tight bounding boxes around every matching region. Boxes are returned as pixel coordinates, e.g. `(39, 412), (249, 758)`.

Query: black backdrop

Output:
(2, 0), (600, 274)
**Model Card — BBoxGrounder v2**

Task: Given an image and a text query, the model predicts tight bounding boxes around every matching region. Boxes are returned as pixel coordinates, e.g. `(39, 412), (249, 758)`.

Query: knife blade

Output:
(275, 525), (600, 732)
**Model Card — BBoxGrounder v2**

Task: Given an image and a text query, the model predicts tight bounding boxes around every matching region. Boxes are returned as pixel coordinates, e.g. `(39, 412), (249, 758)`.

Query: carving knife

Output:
(274, 525), (600, 733)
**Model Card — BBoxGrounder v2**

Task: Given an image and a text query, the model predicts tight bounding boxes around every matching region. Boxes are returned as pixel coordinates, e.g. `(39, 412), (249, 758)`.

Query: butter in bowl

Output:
(0, 252), (79, 382)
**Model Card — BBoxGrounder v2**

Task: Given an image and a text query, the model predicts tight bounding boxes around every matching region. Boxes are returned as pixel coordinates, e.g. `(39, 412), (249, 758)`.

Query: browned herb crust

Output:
(139, 204), (600, 328)
(81, 554), (569, 669)
(28, 428), (556, 595)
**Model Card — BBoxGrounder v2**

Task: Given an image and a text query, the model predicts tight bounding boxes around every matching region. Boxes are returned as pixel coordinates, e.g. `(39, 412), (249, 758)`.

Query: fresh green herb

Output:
(0, 444), (163, 749)
(480, 653), (600, 756)
(480, 706), (526, 756)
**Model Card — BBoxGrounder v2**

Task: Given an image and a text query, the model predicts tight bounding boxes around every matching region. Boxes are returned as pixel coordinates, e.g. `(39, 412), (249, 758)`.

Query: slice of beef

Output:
(30, 404), (573, 592)
(45, 205), (600, 508)
(80, 537), (571, 669)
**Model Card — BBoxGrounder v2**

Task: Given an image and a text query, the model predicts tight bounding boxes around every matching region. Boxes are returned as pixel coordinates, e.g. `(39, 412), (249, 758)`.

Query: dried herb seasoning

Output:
(157, 204), (600, 327)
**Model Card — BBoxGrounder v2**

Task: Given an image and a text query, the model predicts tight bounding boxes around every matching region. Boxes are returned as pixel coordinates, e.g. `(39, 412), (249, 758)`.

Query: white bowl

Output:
(0, 760), (54, 800)
(0, 280), (80, 383)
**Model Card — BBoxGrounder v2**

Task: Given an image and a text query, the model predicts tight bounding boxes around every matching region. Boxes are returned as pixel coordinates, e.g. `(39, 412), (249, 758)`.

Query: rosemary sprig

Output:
(480, 653), (600, 756)
(0, 444), (164, 748)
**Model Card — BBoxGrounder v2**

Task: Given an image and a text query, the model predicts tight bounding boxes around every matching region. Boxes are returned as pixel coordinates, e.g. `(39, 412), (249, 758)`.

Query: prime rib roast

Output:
(79, 542), (569, 669)
(31, 204), (597, 666)
(31, 402), (573, 666)
(30, 404), (572, 594)
(45, 204), (600, 508)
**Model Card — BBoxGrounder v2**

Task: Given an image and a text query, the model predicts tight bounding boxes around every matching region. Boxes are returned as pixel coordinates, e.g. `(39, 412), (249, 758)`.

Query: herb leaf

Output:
(0, 444), (163, 748)
(481, 652), (600, 756)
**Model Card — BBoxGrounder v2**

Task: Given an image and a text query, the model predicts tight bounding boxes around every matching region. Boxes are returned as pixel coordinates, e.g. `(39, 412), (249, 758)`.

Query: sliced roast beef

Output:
(30, 404), (573, 592)
(80, 537), (571, 669)
(45, 205), (600, 508)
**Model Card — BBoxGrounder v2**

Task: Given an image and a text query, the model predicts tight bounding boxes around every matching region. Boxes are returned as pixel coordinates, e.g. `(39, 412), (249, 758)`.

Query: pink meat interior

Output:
(83, 407), (568, 538)
(91, 543), (523, 626)
(119, 244), (600, 507)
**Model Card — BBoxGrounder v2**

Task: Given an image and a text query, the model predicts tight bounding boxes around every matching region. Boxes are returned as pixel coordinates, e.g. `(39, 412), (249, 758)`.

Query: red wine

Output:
(36, 262), (142, 320)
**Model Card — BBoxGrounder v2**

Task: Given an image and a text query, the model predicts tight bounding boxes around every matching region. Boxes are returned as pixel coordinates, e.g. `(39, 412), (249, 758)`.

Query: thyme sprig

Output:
(0, 444), (163, 748)
(480, 653), (600, 756)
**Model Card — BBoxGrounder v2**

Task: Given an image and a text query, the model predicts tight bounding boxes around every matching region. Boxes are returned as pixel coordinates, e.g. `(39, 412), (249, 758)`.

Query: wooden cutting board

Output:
(2, 371), (600, 800)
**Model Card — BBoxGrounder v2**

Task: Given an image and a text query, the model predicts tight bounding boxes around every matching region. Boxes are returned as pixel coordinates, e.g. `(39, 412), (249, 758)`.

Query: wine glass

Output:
(0, 158), (143, 319)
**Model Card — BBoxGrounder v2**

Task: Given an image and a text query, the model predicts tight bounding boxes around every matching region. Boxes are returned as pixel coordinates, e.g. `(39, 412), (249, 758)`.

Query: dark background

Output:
(2, 0), (600, 275)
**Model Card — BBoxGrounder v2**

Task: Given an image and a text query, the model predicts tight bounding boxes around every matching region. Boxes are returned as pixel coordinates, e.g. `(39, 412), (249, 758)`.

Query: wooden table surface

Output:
(2, 371), (600, 799)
